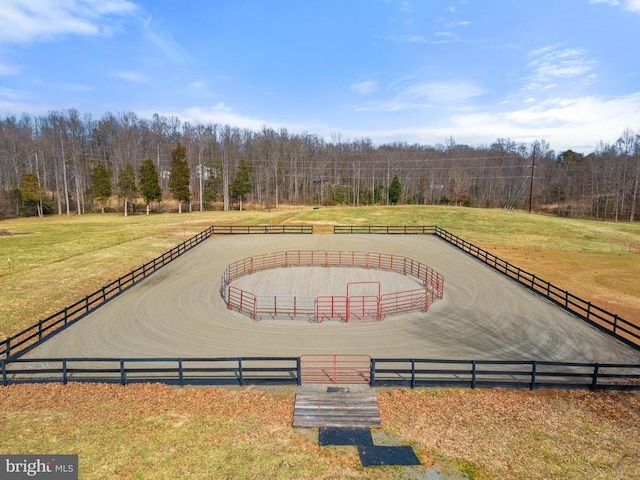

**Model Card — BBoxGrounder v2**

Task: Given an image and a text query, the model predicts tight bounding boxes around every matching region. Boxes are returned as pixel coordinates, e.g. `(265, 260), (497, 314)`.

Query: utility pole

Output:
(528, 147), (537, 213)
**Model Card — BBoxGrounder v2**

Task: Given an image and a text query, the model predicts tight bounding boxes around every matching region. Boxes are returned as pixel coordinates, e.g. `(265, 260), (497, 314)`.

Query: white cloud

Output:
(434, 31), (456, 38)
(189, 80), (207, 89)
(352, 80), (486, 112)
(137, 103), (296, 132)
(524, 46), (596, 91)
(589, 0), (640, 13)
(141, 16), (189, 62)
(0, 60), (21, 76)
(388, 34), (427, 43)
(401, 81), (486, 104)
(347, 92), (640, 153)
(115, 71), (149, 82)
(0, 0), (136, 44)
(351, 81), (378, 95)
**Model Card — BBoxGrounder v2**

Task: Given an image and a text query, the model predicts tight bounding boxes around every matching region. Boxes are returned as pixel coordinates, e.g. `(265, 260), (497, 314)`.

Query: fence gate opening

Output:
(300, 354), (371, 384)
(346, 282), (381, 322)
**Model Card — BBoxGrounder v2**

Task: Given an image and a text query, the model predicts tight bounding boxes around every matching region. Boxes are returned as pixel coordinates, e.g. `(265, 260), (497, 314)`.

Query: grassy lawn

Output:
(1, 205), (639, 479)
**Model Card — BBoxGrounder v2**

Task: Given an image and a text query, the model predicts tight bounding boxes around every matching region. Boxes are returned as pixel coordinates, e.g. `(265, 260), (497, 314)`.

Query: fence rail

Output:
(369, 358), (640, 391)
(432, 226), (640, 350)
(333, 225), (639, 350)
(1, 357), (300, 386)
(334, 225), (436, 235)
(2, 357), (638, 391)
(211, 225), (313, 234)
(0, 226), (216, 361)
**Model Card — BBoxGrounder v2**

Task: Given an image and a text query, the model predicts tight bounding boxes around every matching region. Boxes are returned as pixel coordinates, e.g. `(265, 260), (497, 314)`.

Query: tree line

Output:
(0, 109), (638, 221)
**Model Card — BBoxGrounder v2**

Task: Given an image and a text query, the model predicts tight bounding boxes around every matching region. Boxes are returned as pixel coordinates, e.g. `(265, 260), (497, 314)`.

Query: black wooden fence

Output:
(431, 226), (640, 350)
(211, 225), (313, 234)
(2, 356), (638, 391)
(334, 225), (640, 350)
(1, 223), (639, 392)
(0, 226), (217, 360)
(0, 224), (313, 362)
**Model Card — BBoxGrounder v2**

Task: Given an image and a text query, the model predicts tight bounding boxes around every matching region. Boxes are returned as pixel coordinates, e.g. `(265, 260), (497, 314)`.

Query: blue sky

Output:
(0, 0), (639, 153)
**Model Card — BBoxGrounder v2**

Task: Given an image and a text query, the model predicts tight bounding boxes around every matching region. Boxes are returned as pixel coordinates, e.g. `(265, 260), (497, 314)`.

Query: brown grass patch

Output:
(1, 384), (638, 480)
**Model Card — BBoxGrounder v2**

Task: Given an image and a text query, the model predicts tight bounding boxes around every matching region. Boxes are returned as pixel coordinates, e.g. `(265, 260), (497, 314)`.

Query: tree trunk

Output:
(124, 198), (128, 217)
(631, 163), (640, 222)
(178, 201), (182, 214)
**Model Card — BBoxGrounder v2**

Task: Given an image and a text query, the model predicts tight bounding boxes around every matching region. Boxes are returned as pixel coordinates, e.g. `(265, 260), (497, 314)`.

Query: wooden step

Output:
(293, 390), (381, 428)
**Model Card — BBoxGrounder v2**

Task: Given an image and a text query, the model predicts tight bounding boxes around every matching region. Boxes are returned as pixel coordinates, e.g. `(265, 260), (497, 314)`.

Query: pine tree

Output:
(168, 143), (191, 213)
(388, 175), (402, 205)
(90, 163), (113, 213)
(230, 158), (252, 211)
(139, 158), (162, 215)
(118, 162), (137, 216)
(20, 172), (43, 217)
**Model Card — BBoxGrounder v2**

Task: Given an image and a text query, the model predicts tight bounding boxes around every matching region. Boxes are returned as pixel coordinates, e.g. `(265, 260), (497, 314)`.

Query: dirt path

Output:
(26, 235), (640, 363)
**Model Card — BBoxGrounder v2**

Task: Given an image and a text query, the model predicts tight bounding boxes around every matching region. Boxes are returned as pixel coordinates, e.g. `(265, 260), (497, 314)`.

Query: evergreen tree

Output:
(118, 162), (137, 216)
(230, 158), (253, 211)
(20, 172), (43, 217)
(168, 143), (191, 213)
(90, 163), (113, 213)
(388, 175), (402, 205)
(139, 158), (162, 215)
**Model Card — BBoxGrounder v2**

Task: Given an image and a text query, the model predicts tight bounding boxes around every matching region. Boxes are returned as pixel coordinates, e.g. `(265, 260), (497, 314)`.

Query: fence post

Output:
(64, 307), (68, 325)
(238, 358), (244, 386)
(178, 359), (184, 386)
(62, 359), (68, 385)
(411, 359), (416, 389)
(369, 358), (376, 387)
(39, 321), (43, 341)
(1, 359), (7, 386)
(591, 364), (600, 391)
(613, 315), (618, 334)
(471, 361), (477, 389)
(296, 357), (302, 386)
(530, 362), (537, 390)
(5, 338), (10, 359)
(120, 360), (126, 385)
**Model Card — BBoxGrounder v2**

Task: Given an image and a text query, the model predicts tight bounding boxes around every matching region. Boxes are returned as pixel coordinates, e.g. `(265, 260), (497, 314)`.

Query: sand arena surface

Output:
(27, 234), (640, 363)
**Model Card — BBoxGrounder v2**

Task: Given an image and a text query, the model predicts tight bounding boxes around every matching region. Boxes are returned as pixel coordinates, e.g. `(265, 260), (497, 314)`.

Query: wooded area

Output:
(1, 109), (638, 220)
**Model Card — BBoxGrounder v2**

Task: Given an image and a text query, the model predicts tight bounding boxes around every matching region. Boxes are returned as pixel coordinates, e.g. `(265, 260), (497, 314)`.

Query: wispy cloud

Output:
(140, 103), (296, 132)
(115, 71), (150, 83)
(524, 46), (596, 90)
(0, 60), (21, 76)
(446, 20), (473, 27)
(589, 0), (640, 13)
(0, 0), (136, 44)
(340, 92), (640, 152)
(354, 79), (486, 112)
(388, 34), (427, 43)
(141, 16), (189, 62)
(351, 81), (378, 95)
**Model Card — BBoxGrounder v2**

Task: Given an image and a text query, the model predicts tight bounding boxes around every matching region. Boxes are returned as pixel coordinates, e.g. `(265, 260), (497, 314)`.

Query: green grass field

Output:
(1, 206), (639, 479)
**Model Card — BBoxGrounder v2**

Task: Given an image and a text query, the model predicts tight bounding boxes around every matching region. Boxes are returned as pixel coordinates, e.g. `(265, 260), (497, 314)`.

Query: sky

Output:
(0, 0), (639, 154)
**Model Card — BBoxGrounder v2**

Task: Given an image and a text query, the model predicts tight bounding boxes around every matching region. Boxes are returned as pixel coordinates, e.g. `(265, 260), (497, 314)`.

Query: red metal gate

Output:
(299, 354), (371, 384)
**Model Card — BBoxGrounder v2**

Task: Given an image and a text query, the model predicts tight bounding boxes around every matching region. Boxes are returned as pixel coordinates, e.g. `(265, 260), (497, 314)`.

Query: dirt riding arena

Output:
(26, 234), (640, 364)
